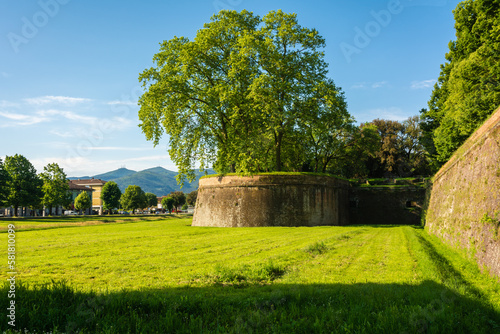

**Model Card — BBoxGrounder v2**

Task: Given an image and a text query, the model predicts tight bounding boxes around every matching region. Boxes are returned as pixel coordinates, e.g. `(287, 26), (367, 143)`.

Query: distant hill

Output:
(94, 168), (137, 180)
(69, 167), (216, 196)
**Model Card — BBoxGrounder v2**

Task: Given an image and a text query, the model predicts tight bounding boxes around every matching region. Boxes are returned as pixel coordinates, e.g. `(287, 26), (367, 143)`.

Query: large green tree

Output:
(161, 196), (175, 214)
(145, 192), (158, 209)
(186, 190), (198, 207)
(39, 163), (69, 216)
(4, 154), (43, 216)
(101, 181), (122, 214)
(138, 10), (349, 182)
(364, 117), (430, 177)
(327, 124), (381, 178)
(422, 0), (500, 163)
(168, 191), (186, 211)
(74, 191), (92, 215)
(120, 185), (147, 214)
(0, 158), (10, 207)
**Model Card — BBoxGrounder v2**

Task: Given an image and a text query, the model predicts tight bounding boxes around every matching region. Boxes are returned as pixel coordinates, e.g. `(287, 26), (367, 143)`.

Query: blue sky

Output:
(0, 0), (460, 176)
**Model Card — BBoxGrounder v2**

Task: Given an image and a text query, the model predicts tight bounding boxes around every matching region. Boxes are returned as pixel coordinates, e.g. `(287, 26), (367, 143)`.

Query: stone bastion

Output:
(192, 174), (350, 227)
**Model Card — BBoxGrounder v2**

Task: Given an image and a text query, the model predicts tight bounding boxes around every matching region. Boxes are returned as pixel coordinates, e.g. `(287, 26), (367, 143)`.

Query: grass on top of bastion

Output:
(1, 215), (499, 333)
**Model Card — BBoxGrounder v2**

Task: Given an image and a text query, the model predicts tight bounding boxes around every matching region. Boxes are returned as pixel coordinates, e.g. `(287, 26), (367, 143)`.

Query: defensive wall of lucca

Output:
(192, 174), (350, 227)
(425, 106), (500, 278)
(193, 174), (426, 228)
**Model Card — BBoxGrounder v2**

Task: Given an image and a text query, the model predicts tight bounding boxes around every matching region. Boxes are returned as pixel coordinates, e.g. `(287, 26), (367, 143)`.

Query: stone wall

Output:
(192, 174), (350, 227)
(425, 106), (500, 278)
(349, 187), (426, 225)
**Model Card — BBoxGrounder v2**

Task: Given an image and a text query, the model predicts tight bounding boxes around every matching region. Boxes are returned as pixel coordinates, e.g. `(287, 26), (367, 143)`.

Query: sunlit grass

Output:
(1, 217), (499, 333)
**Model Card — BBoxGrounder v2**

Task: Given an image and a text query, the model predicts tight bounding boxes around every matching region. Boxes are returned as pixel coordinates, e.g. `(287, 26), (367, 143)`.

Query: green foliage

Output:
(144, 192), (158, 208)
(423, 0), (500, 163)
(168, 191), (186, 210)
(161, 196), (175, 213)
(101, 181), (122, 213)
(305, 240), (328, 256)
(325, 123), (381, 178)
(120, 185), (147, 214)
(363, 117), (431, 177)
(138, 10), (351, 183)
(186, 190), (198, 206)
(74, 191), (91, 214)
(480, 213), (500, 240)
(40, 163), (69, 214)
(3, 154), (43, 215)
(0, 158), (10, 206)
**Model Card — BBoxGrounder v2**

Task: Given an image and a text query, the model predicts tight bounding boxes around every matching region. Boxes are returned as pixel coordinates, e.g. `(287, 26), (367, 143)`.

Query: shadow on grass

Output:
(2, 280), (499, 333)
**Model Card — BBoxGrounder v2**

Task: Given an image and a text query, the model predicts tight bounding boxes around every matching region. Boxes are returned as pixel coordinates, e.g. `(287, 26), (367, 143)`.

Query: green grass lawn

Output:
(1, 216), (500, 333)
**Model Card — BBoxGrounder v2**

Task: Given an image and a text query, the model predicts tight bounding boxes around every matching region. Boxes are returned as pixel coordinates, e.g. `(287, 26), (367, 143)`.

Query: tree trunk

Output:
(275, 131), (283, 172)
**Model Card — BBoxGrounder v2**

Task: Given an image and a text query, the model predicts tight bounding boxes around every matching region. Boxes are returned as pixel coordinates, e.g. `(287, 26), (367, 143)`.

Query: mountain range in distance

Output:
(69, 167), (216, 196)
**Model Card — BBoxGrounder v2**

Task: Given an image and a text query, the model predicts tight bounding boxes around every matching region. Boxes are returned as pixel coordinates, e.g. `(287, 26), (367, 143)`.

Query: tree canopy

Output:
(101, 181), (122, 213)
(120, 185), (147, 214)
(186, 190), (198, 207)
(40, 163), (69, 215)
(145, 192), (158, 208)
(161, 196), (175, 213)
(4, 154), (43, 216)
(74, 191), (92, 214)
(168, 191), (186, 211)
(0, 158), (10, 207)
(138, 10), (351, 183)
(362, 117), (430, 177)
(422, 0), (500, 163)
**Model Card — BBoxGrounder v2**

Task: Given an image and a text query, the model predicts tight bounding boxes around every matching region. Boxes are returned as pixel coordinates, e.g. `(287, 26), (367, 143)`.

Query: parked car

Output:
(64, 210), (78, 216)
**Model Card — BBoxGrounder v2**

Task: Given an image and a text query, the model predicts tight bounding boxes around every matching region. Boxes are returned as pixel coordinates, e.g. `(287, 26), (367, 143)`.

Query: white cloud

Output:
(370, 107), (408, 121)
(350, 81), (389, 89)
(351, 83), (366, 89)
(0, 111), (49, 127)
(0, 100), (20, 108)
(37, 109), (98, 125)
(25, 95), (92, 105)
(110, 117), (133, 130)
(107, 100), (137, 106)
(83, 147), (152, 151)
(371, 81), (388, 89)
(411, 79), (436, 89)
(356, 107), (410, 123)
(49, 130), (77, 138)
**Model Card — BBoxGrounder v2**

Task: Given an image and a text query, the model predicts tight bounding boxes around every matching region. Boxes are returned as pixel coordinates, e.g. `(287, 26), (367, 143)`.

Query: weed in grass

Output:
(204, 261), (287, 286)
(305, 241), (328, 256)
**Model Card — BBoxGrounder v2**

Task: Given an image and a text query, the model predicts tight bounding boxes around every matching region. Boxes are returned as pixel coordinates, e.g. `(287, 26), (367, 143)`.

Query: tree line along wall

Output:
(425, 106), (500, 278)
(193, 175), (350, 227)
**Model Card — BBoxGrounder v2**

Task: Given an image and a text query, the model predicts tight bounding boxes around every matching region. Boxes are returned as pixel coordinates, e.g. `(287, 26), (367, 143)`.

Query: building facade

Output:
(70, 178), (107, 215)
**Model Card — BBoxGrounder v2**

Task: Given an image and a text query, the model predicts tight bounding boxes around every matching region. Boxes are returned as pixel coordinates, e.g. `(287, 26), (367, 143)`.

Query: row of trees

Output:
(0, 154), (71, 216)
(421, 0), (500, 165)
(0, 154), (198, 216)
(102, 182), (197, 215)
